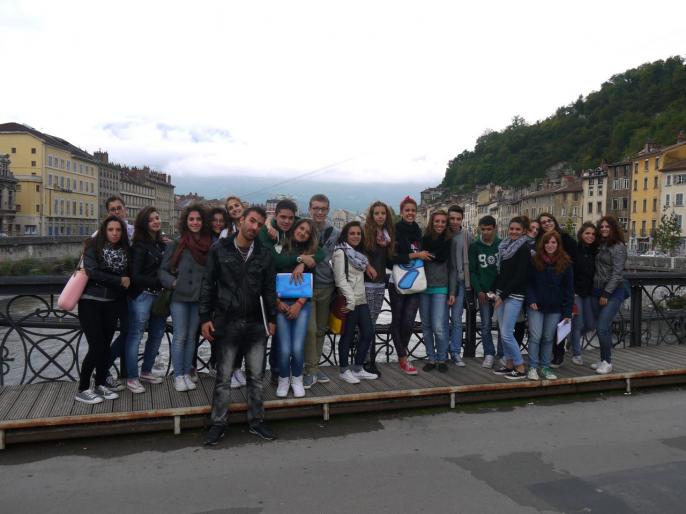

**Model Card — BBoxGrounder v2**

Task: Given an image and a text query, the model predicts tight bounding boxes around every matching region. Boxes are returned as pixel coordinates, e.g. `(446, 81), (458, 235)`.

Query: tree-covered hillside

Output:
(442, 56), (686, 190)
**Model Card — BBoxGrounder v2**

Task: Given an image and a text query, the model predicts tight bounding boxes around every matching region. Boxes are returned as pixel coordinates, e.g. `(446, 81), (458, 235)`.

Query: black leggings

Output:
(79, 298), (122, 391)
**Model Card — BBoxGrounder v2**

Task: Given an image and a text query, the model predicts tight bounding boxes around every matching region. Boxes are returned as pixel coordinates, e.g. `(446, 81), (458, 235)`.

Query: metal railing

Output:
(1, 273), (684, 386)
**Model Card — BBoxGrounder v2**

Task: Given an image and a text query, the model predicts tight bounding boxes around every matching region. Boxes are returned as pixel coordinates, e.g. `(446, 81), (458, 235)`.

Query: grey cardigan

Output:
(159, 240), (207, 303)
(593, 242), (627, 298)
(449, 229), (471, 295)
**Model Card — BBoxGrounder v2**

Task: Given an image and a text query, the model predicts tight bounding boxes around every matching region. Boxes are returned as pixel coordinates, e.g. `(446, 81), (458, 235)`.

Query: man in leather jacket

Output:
(199, 206), (278, 445)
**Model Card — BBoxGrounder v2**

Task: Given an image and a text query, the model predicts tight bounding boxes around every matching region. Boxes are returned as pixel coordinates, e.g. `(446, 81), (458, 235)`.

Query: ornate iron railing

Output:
(1, 272), (684, 386)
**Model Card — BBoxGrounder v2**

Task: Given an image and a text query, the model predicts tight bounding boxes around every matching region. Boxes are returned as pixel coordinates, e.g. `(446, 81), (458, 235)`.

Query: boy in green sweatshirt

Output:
(468, 215), (501, 368)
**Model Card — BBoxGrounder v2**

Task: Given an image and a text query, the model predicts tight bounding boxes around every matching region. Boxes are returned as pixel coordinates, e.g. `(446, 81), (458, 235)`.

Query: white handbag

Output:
(392, 259), (427, 294)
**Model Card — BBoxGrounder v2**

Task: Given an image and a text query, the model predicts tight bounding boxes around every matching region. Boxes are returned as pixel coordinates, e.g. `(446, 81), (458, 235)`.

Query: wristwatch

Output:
(297, 256), (303, 264)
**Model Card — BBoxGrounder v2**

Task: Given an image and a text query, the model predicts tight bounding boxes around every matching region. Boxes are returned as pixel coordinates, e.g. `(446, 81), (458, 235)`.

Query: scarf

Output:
(375, 228), (391, 247)
(101, 243), (128, 275)
(335, 242), (369, 271)
(173, 232), (211, 268)
(498, 235), (530, 269)
(541, 253), (555, 265)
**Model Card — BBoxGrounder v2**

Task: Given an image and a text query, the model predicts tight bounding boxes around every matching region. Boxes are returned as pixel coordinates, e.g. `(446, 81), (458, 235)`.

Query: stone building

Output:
(0, 154), (17, 235)
(581, 165), (608, 224)
(606, 159), (632, 236)
(94, 151), (121, 215)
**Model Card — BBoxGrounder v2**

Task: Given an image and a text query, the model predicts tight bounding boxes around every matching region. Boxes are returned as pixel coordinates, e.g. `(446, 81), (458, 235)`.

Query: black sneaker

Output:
(423, 362), (436, 372)
(493, 366), (514, 375)
(504, 369), (528, 380)
(249, 421), (276, 441)
(363, 363), (381, 377)
(204, 424), (226, 446)
(437, 362), (448, 373)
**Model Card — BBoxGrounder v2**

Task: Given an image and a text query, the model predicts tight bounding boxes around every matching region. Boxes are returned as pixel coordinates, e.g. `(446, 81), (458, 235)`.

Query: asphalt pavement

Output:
(1, 387), (685, 513)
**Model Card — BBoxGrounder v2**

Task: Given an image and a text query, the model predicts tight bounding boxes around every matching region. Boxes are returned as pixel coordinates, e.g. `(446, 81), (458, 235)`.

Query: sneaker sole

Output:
(249, 427), (276, 441)
(139, 377), (164, 384)
(127, 387), (146, 394)
(74, 397), (103, 404)
(504, 374), (527, 380)
(316, 377), (330, 383)
(303, 380), (317, 390)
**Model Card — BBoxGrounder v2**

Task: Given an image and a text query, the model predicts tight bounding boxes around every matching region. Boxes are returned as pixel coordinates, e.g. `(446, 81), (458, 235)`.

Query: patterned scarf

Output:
(335, 242), (369, 271)
(101, 244), (128, 274)
(375, 228), (391, 247)
(497, 235), (531, 270)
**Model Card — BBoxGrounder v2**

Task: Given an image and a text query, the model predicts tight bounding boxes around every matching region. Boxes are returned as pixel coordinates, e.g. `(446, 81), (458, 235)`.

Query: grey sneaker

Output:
(94, 385), (119, 400)
(303, 374), (317, 389)
(105, 376), (126, 392)
(452, 355), (466, 367)
(571, 355), (584, 366)
(74, 389), (104, 404)
(540, 367), (558, 380)
(315, 370), (330, 383)
(482, 355), (495, 368)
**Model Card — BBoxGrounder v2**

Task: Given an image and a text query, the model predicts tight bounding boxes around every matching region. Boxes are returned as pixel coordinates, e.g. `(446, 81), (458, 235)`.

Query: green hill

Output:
(442, 56), (686, 190)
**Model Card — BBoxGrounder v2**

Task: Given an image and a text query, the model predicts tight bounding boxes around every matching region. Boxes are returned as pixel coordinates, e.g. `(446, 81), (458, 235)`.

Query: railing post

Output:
(630, 284), (642, 347)
(464, 293), (476, 358)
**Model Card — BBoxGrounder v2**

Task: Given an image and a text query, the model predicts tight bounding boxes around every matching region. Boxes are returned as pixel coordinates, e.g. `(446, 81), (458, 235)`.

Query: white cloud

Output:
(1, 0), (684, 188)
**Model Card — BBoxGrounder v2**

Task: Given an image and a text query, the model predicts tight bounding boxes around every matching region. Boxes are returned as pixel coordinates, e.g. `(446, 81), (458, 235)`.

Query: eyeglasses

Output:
(109, 206), (124, 213)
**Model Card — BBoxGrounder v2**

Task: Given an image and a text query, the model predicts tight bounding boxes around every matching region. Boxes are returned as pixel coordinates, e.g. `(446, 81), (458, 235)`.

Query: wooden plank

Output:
(48, 382), (77, 418)
(132, 381), (154, 412)
(187, 378), (210, 408)
(91, 394), (114, 415)
(6, 384), (45, 420)
(150, 377), (173, 410)
(110, 382), (133, 414)
(27, 382), (62, 419)
(0, 385), (23, 420)
(166, 377), (191, 409)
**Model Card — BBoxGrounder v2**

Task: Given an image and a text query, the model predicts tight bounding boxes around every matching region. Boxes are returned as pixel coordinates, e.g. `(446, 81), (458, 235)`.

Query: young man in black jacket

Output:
(199, 206), (278, 445)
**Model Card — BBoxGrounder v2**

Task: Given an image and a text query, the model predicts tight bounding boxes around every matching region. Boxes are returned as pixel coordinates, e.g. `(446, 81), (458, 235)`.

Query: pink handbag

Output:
(57, 257), (88, 311)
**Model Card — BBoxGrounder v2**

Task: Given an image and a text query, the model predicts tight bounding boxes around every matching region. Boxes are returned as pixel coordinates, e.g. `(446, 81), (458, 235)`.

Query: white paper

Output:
(556, 319), (571, 343)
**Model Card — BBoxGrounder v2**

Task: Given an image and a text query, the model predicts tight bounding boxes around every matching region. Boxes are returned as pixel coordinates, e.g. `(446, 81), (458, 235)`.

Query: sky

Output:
(1, 0), (684, 197)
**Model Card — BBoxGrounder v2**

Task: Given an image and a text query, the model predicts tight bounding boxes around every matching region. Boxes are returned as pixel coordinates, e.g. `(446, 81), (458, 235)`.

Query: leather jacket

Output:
(130, 239), (166, 298)
(82, 243), (129, 301)
(199, 234), (277, 326)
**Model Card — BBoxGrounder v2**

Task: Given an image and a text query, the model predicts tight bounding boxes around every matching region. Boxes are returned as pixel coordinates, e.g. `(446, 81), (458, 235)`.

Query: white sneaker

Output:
(352, 369), (378, 380)
(291, 375), (306, 398)
(571, 356), (584, 366)
(590, 361), (602, 370)
(184, 375), (197, 390)
(234, 369), (247, 386)
(230, 372), (241, 389)
(482, 355), (495, 368)
(74, 389), (104, 404)
(94, 385), (119, 400)
(527, 368), (540, 380)
(595, 361), (613, 375)
(174, 376), (189, 392)
(140, 371), (164, 384)
(126, 378), (146, 394)
(339, 369), (361, 384)
(276, 377), (290, 398)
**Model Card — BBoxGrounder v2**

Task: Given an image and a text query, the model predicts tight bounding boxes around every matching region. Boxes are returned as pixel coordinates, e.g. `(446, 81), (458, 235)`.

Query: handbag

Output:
(392, 259), (427, 294)
(328, 292), (349, 335)
(57, 255), (88, 311)
(276, 273), (313, 299)
(151, 288), (172, 318)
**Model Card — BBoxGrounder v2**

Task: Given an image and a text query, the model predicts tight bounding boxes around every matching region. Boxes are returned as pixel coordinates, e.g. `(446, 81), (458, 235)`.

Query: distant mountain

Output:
(442, 56), (686, 190)
(173, 175), (428, 213)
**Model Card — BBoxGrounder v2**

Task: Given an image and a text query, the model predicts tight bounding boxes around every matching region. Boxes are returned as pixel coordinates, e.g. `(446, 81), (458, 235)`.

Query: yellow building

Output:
(629, 142), (663, 252)
(0, 123), (99, 236)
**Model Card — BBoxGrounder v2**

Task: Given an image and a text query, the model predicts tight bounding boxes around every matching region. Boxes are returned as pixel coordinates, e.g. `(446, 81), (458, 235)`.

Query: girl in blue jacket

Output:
(526, 231), (574, 380)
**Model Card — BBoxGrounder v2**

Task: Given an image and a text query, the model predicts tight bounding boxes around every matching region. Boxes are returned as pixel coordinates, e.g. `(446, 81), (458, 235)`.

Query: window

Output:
(572, 206), (578, 216)
(623, 178), (630, 189)
(589, 188), (593, 196)
(66, 178), (70, 190)
(59, 176), (64, 188)
(654, 176), (658, 189)
(90, 183), (94, 193)
(597, 201), (602, 214)
(54, 199), (58, 213)
(36, 204), (39, 213)
(613, 179), (619, 190)
(656, 157), (660, 169)
(31, 161), (36, 167)
(677, 193), (684, 207)
(643, 199), (647, 212)
(653, 198), (657, 212)
(48, 156), (53, 166)
(60, 159), (64, 169)
(677, 215), (683, 230)
(612, 199), (619, 210)
(623, 197), (629, 210)
(634, 180), (638, 191)
(666, 194), (671, 206)
(35, 185), (40, 192)
(60, 200), (64, 215)
(16, 184), (21, 191)
(667, 175), (672, 186)
(589, 178), (595, 186)
(643, 178), (648, 190)
(588, 202), (593, 214)
(31, 147), (36, 154)
(11, 147), (16, 153)
(632, 220), (636, 234)
(72, 201), (77, 215)
(16, 204), (21, 211)
(67, 161), (71, 171)
(641, 220), (646, 236)
(644, 160), (649, 171)
(79, 203), (83, 215)
(652, 219), (656, 232)
(48, 174), (53, 186)
(597, 177), (604, 186)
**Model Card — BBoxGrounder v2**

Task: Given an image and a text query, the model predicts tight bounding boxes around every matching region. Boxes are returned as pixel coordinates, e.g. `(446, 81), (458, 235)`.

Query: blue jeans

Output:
(592, 295), (622, 363)
(338, 303), (374, 371)
(170, 301), (200, 378)
(571, 295), (596, 357)
(449, 281), (465, 358)
(125, 292), (167, 378)
(479, 298), (496, 357)
(526, 309), (560, 369)
(276, 301), (311, 378)
(496, 297), (524, 366)
(420, 293), (449, 362)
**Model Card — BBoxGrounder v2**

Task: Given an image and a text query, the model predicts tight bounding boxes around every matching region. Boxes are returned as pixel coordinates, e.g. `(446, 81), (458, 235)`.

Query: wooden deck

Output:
(2, 345), (686, 449)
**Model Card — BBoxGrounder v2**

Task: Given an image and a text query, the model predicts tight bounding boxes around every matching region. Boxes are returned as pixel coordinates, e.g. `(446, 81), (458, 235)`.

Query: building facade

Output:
(629, 142), (663, 251)
(0, 123), (99, 236)
(606, 159), (632, 236)
(0, 154), (17, 234)
(94, 151), (121, 215)
(581, 166), (608, 224)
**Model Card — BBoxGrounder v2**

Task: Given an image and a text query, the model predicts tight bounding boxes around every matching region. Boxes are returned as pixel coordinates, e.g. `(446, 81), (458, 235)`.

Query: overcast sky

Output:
(1, 0), (684, 191)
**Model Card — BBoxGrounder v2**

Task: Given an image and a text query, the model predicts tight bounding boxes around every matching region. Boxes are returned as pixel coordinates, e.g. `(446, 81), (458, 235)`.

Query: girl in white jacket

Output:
(333, 221), (379, 384)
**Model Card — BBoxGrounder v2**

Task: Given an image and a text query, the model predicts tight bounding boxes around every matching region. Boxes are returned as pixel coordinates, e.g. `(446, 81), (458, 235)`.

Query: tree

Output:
(653, 208), (681, 255)
(562, 218), (576, 239)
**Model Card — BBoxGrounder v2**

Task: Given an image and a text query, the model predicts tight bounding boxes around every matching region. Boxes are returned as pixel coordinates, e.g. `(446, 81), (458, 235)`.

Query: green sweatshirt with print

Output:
(468, 235), (501, 294)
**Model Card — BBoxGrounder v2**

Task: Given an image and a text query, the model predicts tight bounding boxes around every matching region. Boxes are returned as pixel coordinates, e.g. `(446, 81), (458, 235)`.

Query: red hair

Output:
(399, 196), (417, 212)
(533, 231), (571, 274)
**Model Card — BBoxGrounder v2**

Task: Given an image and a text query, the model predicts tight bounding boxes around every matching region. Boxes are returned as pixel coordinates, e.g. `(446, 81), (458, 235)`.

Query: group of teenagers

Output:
(72, 192), (627, 445)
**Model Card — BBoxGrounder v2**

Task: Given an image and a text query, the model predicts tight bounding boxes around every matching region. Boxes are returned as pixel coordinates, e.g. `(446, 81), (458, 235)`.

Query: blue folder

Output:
(276, 273), (313, 299)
